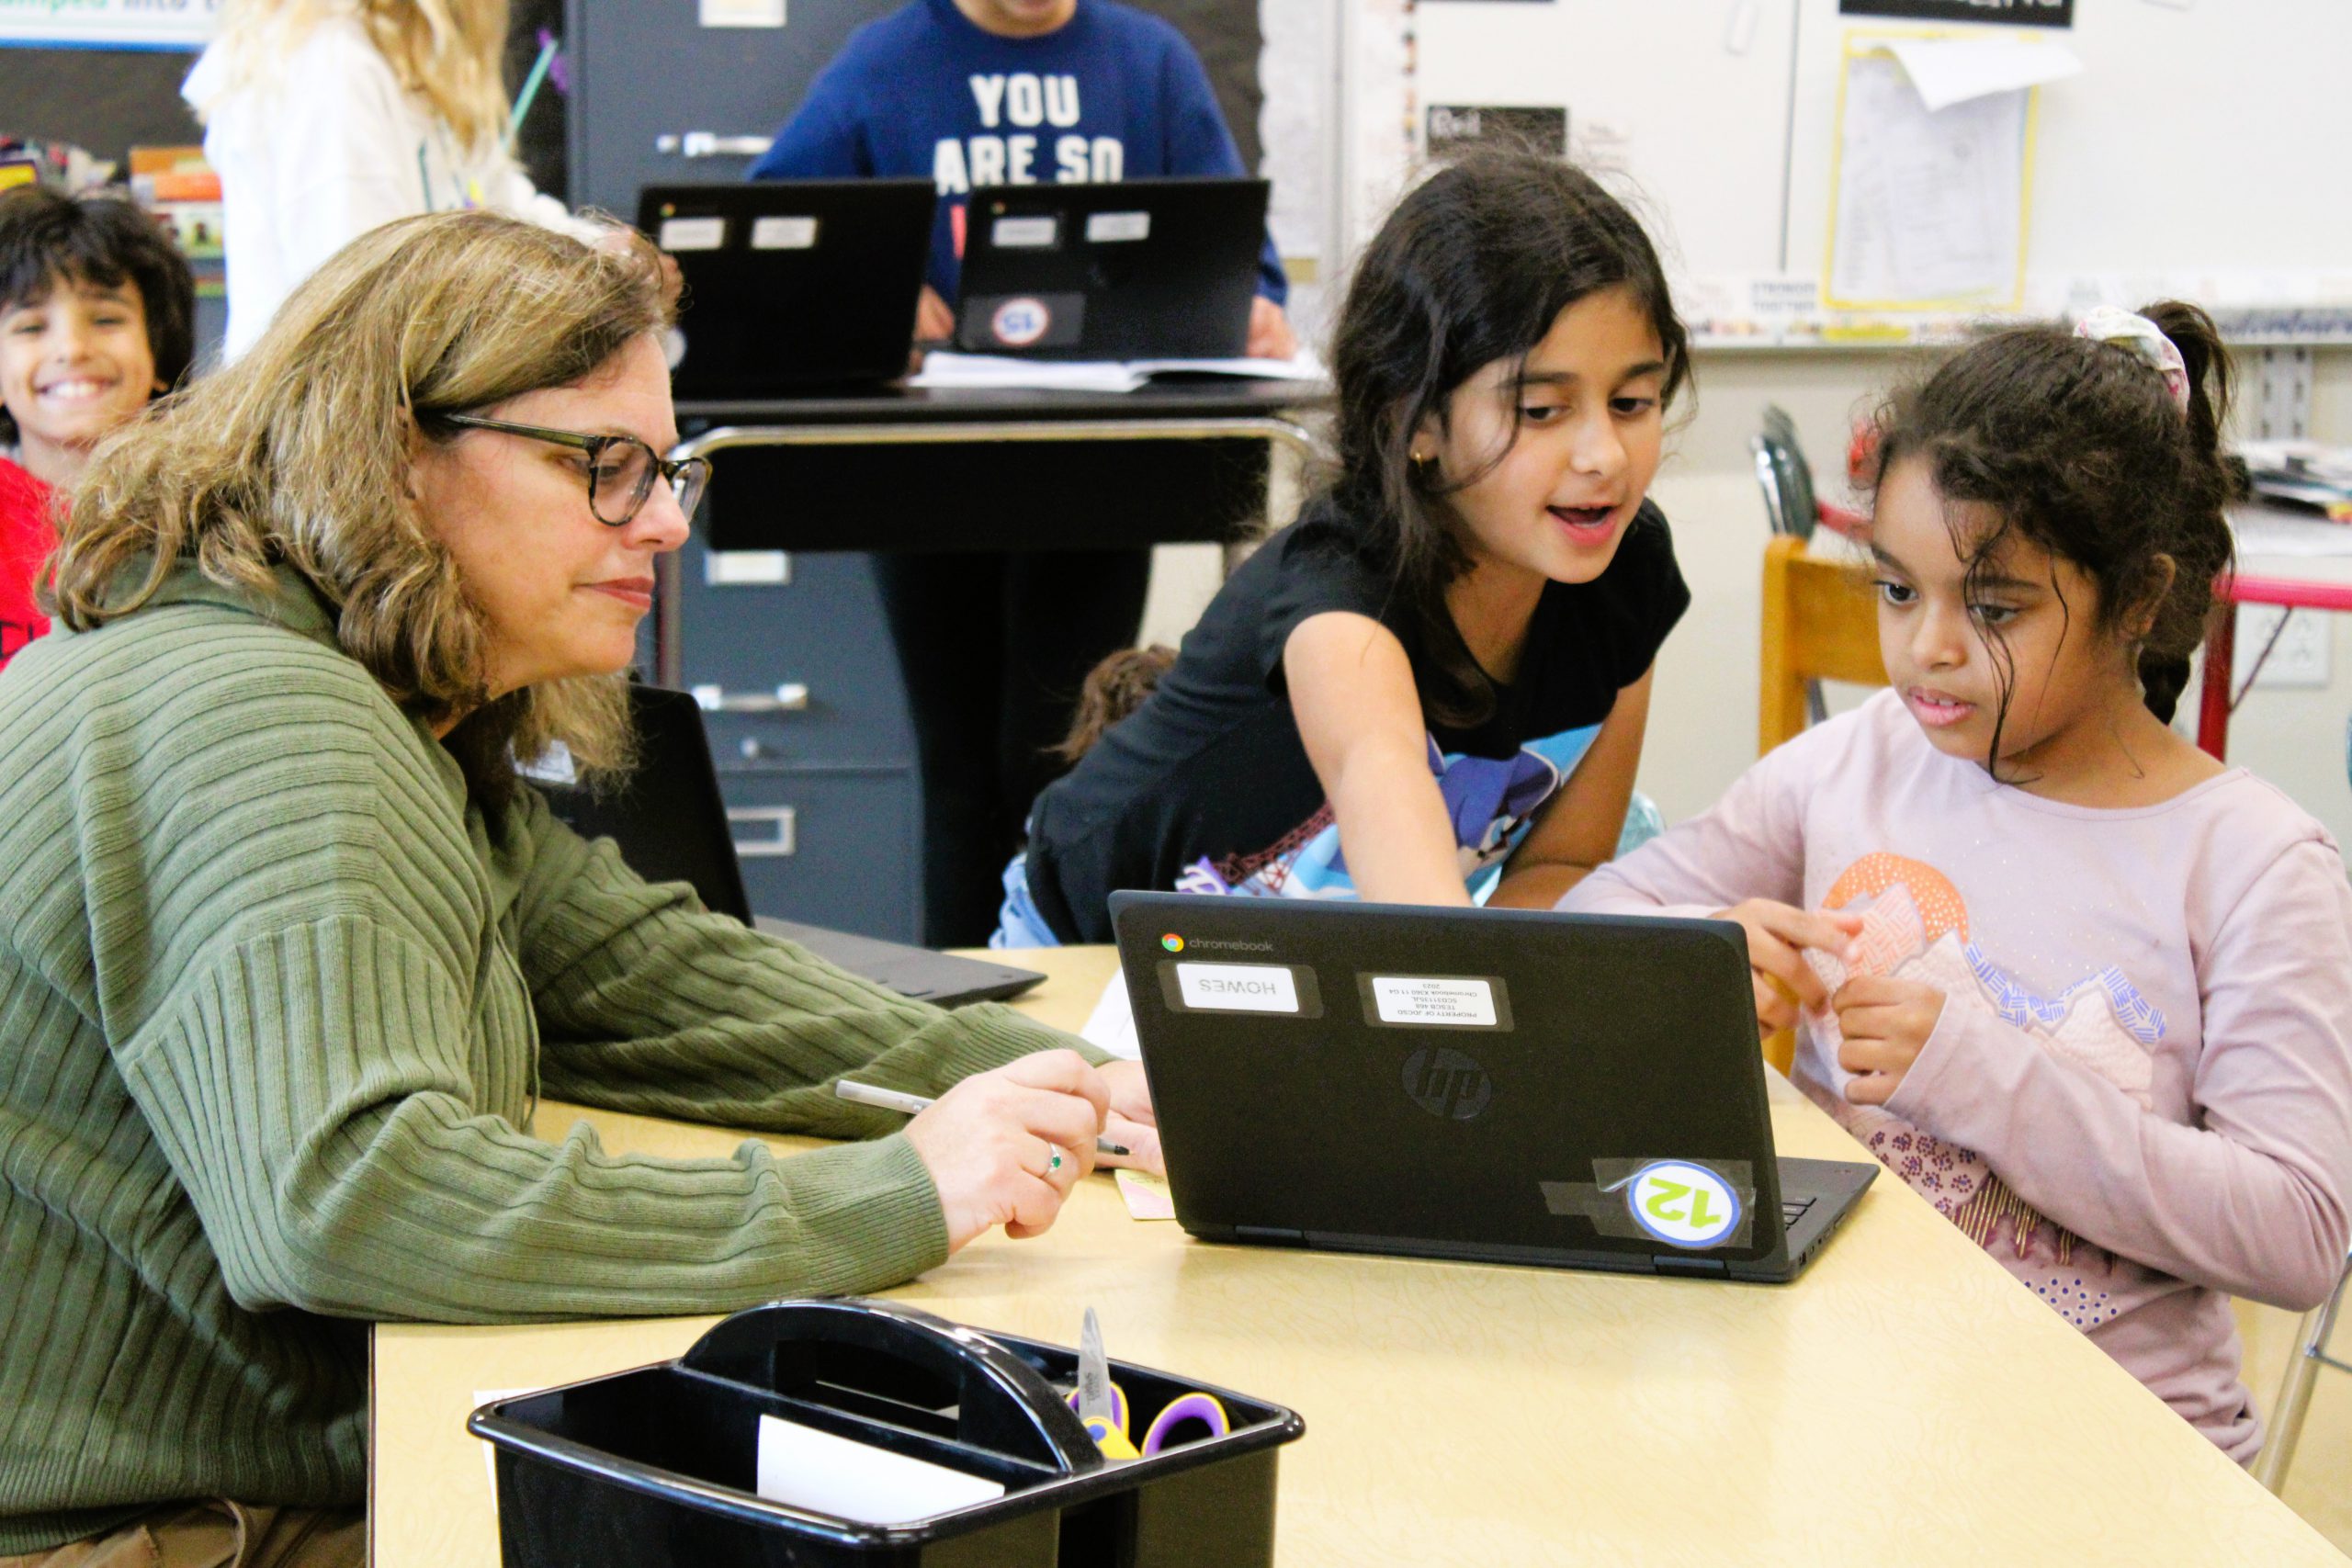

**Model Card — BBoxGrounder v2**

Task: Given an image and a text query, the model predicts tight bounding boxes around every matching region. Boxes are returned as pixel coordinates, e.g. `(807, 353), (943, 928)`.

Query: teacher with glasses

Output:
(0, 211), (1155, 1568)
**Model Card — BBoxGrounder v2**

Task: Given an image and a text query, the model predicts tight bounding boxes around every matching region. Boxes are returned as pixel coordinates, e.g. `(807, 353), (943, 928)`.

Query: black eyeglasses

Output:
(441, 413), (711, 527)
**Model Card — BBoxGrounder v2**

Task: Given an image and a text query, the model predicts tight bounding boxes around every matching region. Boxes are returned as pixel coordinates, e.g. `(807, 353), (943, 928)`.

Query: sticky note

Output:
(1116, 1168), (1177, 1222)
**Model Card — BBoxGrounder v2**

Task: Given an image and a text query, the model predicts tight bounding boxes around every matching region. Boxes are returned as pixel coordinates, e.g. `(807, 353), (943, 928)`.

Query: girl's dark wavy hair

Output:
(1325, 150), (1689, 726)
(1865, 301), (2235, 769)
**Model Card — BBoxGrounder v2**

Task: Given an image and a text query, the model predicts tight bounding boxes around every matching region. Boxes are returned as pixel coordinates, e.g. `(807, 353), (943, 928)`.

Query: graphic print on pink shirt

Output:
(1802, 852), (2168, 1331)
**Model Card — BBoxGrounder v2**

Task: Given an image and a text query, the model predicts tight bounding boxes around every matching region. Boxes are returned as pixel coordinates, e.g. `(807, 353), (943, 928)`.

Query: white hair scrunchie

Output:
(2074, 306), (2191, 413)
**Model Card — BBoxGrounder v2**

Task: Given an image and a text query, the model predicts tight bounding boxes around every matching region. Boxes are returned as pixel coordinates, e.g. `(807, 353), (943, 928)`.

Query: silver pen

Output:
(835, 1078), (1133, 1158)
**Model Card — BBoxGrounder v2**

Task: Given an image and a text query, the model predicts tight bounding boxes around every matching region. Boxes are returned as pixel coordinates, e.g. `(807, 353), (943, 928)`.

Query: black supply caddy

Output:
(468, 1297), (1306, 1568)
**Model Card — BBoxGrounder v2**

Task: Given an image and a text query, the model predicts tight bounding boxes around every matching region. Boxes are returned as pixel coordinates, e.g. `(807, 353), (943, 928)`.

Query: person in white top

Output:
(184, 0), (605, 360)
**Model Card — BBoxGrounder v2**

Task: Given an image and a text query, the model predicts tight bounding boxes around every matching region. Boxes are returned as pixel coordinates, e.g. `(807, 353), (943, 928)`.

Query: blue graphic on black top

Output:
(1176, 723), (1602, 905)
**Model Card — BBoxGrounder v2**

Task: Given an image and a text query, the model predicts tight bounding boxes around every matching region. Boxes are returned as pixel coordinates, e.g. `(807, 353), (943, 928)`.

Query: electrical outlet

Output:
(2233, 604), (2331, 690)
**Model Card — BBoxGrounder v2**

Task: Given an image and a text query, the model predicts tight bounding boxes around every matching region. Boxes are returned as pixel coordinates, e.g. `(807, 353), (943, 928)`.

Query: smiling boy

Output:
(0, 188), (196, 668)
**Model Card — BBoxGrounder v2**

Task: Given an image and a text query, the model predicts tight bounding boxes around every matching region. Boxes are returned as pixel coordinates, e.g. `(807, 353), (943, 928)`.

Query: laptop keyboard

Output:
(1781, 1197), (1817, 1229)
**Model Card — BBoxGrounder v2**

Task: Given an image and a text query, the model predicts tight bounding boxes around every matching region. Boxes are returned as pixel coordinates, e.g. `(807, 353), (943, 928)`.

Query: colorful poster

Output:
(0, 0), (221, 50)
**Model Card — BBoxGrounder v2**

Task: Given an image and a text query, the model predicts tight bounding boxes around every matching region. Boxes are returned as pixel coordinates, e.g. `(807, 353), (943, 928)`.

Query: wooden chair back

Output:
(1759, 535), (1888, 756)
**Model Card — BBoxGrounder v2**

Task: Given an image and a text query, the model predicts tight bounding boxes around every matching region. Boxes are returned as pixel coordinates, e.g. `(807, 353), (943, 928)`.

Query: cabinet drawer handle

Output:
(656, 132), (775, 159)
(727, 806), (797, 858)
(692, 682), (810, 715)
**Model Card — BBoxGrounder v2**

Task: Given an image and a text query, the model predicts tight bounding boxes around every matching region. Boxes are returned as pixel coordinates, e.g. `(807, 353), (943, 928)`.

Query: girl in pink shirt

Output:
(1566, 303), (2352, 1462)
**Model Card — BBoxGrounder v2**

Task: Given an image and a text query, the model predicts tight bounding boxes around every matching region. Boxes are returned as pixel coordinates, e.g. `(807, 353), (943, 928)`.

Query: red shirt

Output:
(0, 457), (56, 670)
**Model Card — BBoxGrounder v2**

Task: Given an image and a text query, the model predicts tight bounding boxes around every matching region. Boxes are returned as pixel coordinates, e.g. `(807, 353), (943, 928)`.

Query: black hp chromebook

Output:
(640, 180), (935, 393)
(954, 176), (1268, 358)
(1109, 893), (1876, 1282)
(535, 683), (1043, 1009)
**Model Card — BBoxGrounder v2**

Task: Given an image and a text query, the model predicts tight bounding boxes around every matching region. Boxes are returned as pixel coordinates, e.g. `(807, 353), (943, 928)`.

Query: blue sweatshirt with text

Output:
(750, 0), (1285, 305)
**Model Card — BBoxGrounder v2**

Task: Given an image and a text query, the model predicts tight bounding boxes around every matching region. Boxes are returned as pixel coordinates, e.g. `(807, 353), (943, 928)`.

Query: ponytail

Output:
(2129, 301), (2236, 724)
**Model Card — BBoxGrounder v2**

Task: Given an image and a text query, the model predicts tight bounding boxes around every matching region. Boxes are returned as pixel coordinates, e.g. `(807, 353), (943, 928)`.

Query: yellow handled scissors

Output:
(1069, 1308), (1231, 1461)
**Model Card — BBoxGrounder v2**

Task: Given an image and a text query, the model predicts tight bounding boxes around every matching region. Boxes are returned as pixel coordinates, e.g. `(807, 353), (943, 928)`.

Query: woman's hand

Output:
(1712, 899), (1863, 1032)
(1094, 1058), (1163, 1177)
(903, 1050), (1109, 1249)
(1833, 976), (1947, 1106)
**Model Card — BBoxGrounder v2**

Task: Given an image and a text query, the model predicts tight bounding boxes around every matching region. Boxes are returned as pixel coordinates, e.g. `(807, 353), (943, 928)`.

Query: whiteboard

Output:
(1410, 0), (1799, 288)
(1408, 0), (2352, 329)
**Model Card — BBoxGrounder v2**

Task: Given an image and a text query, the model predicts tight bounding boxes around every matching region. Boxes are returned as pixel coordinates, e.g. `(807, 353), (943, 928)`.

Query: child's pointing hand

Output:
(1712, 899), (1866, 1032)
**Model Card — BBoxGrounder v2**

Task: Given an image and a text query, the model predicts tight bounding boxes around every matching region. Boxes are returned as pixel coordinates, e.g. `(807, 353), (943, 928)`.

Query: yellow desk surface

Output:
(372, 947), (2347, 1566)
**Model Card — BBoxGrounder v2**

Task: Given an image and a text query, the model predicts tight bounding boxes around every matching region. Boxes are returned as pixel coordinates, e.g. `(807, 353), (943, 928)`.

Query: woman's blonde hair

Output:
(51, 209), (670, 795)
(201, 0), (514, 152)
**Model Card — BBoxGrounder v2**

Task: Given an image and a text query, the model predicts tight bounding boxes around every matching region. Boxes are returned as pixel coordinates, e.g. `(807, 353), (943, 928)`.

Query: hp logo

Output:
(1402, 1047), (1493, 1121)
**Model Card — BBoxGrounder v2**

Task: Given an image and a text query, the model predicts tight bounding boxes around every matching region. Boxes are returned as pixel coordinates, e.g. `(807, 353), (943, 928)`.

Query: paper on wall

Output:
(1827, 52), (2030, 308)
(1883, 37), (2082, 112)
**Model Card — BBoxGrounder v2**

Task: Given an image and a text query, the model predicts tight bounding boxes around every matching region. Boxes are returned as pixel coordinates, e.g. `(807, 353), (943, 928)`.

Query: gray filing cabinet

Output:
(667, 525), (922, 940)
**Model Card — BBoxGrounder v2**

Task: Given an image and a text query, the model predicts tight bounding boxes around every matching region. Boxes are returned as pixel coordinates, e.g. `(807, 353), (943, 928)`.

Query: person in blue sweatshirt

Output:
(752, 0), (1295, 357)
(750, 0), (1297, 946)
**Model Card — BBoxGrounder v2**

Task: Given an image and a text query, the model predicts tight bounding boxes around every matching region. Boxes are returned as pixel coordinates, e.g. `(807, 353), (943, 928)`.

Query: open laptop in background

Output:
(639, 180), (935, 394)
(1108, 892), (1876, 1283)
(954, 177), (1268, 359)
(533, 683), (1044, 1009)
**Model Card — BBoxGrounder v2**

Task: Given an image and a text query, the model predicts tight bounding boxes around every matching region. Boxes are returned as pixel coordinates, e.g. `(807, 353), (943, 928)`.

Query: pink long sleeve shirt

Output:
(1564, 692), (2352, 1461)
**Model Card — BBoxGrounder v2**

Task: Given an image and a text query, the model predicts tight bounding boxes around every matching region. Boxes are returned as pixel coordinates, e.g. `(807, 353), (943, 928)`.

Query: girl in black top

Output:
(1000, 151), (1693, 944)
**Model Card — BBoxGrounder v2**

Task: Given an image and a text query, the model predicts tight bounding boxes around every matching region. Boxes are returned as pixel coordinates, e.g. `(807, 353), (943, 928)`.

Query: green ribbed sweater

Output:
(0, 561), (1093, 1552)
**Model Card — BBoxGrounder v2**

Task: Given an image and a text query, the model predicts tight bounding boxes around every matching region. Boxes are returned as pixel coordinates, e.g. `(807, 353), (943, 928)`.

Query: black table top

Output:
(676, 377), (1331, 427)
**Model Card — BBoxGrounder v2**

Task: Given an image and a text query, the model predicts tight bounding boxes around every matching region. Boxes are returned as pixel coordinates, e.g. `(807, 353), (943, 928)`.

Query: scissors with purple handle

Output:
(1068, 1307), (1231, 1460)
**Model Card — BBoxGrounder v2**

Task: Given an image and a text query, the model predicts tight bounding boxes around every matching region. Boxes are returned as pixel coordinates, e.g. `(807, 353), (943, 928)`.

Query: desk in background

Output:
(371, 947), (2346, 1568)
(653, 380), (1321, 943)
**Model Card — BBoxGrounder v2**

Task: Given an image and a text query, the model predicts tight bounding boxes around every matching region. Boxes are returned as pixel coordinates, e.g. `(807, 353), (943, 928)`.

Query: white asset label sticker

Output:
(991, 215), (1059, 249)
(1084, 210), (1151, 243)
(751, 215), (820, 251)
(1173, 963), (1301, 1014)
(1369, 976), (1498, 1027)
(657, 216), (727, 253)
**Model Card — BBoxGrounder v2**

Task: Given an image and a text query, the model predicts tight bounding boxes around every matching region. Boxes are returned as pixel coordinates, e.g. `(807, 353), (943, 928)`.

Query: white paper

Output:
(754, 1414), (1005, 1525)
(1828, 54), (2028, 308)
(751, 216), (820, 251)
(1883, 38), (2082, 113)
(700, 0), (785, 26)
(908, 350), (1326, 394)
(1370, 976), (1498, 1028)
(1173, 962), (1300, 1014)
(910, 355), (1145, 393)
(1080, 970), (1142, 1058)
(658, 216), (727, 253)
